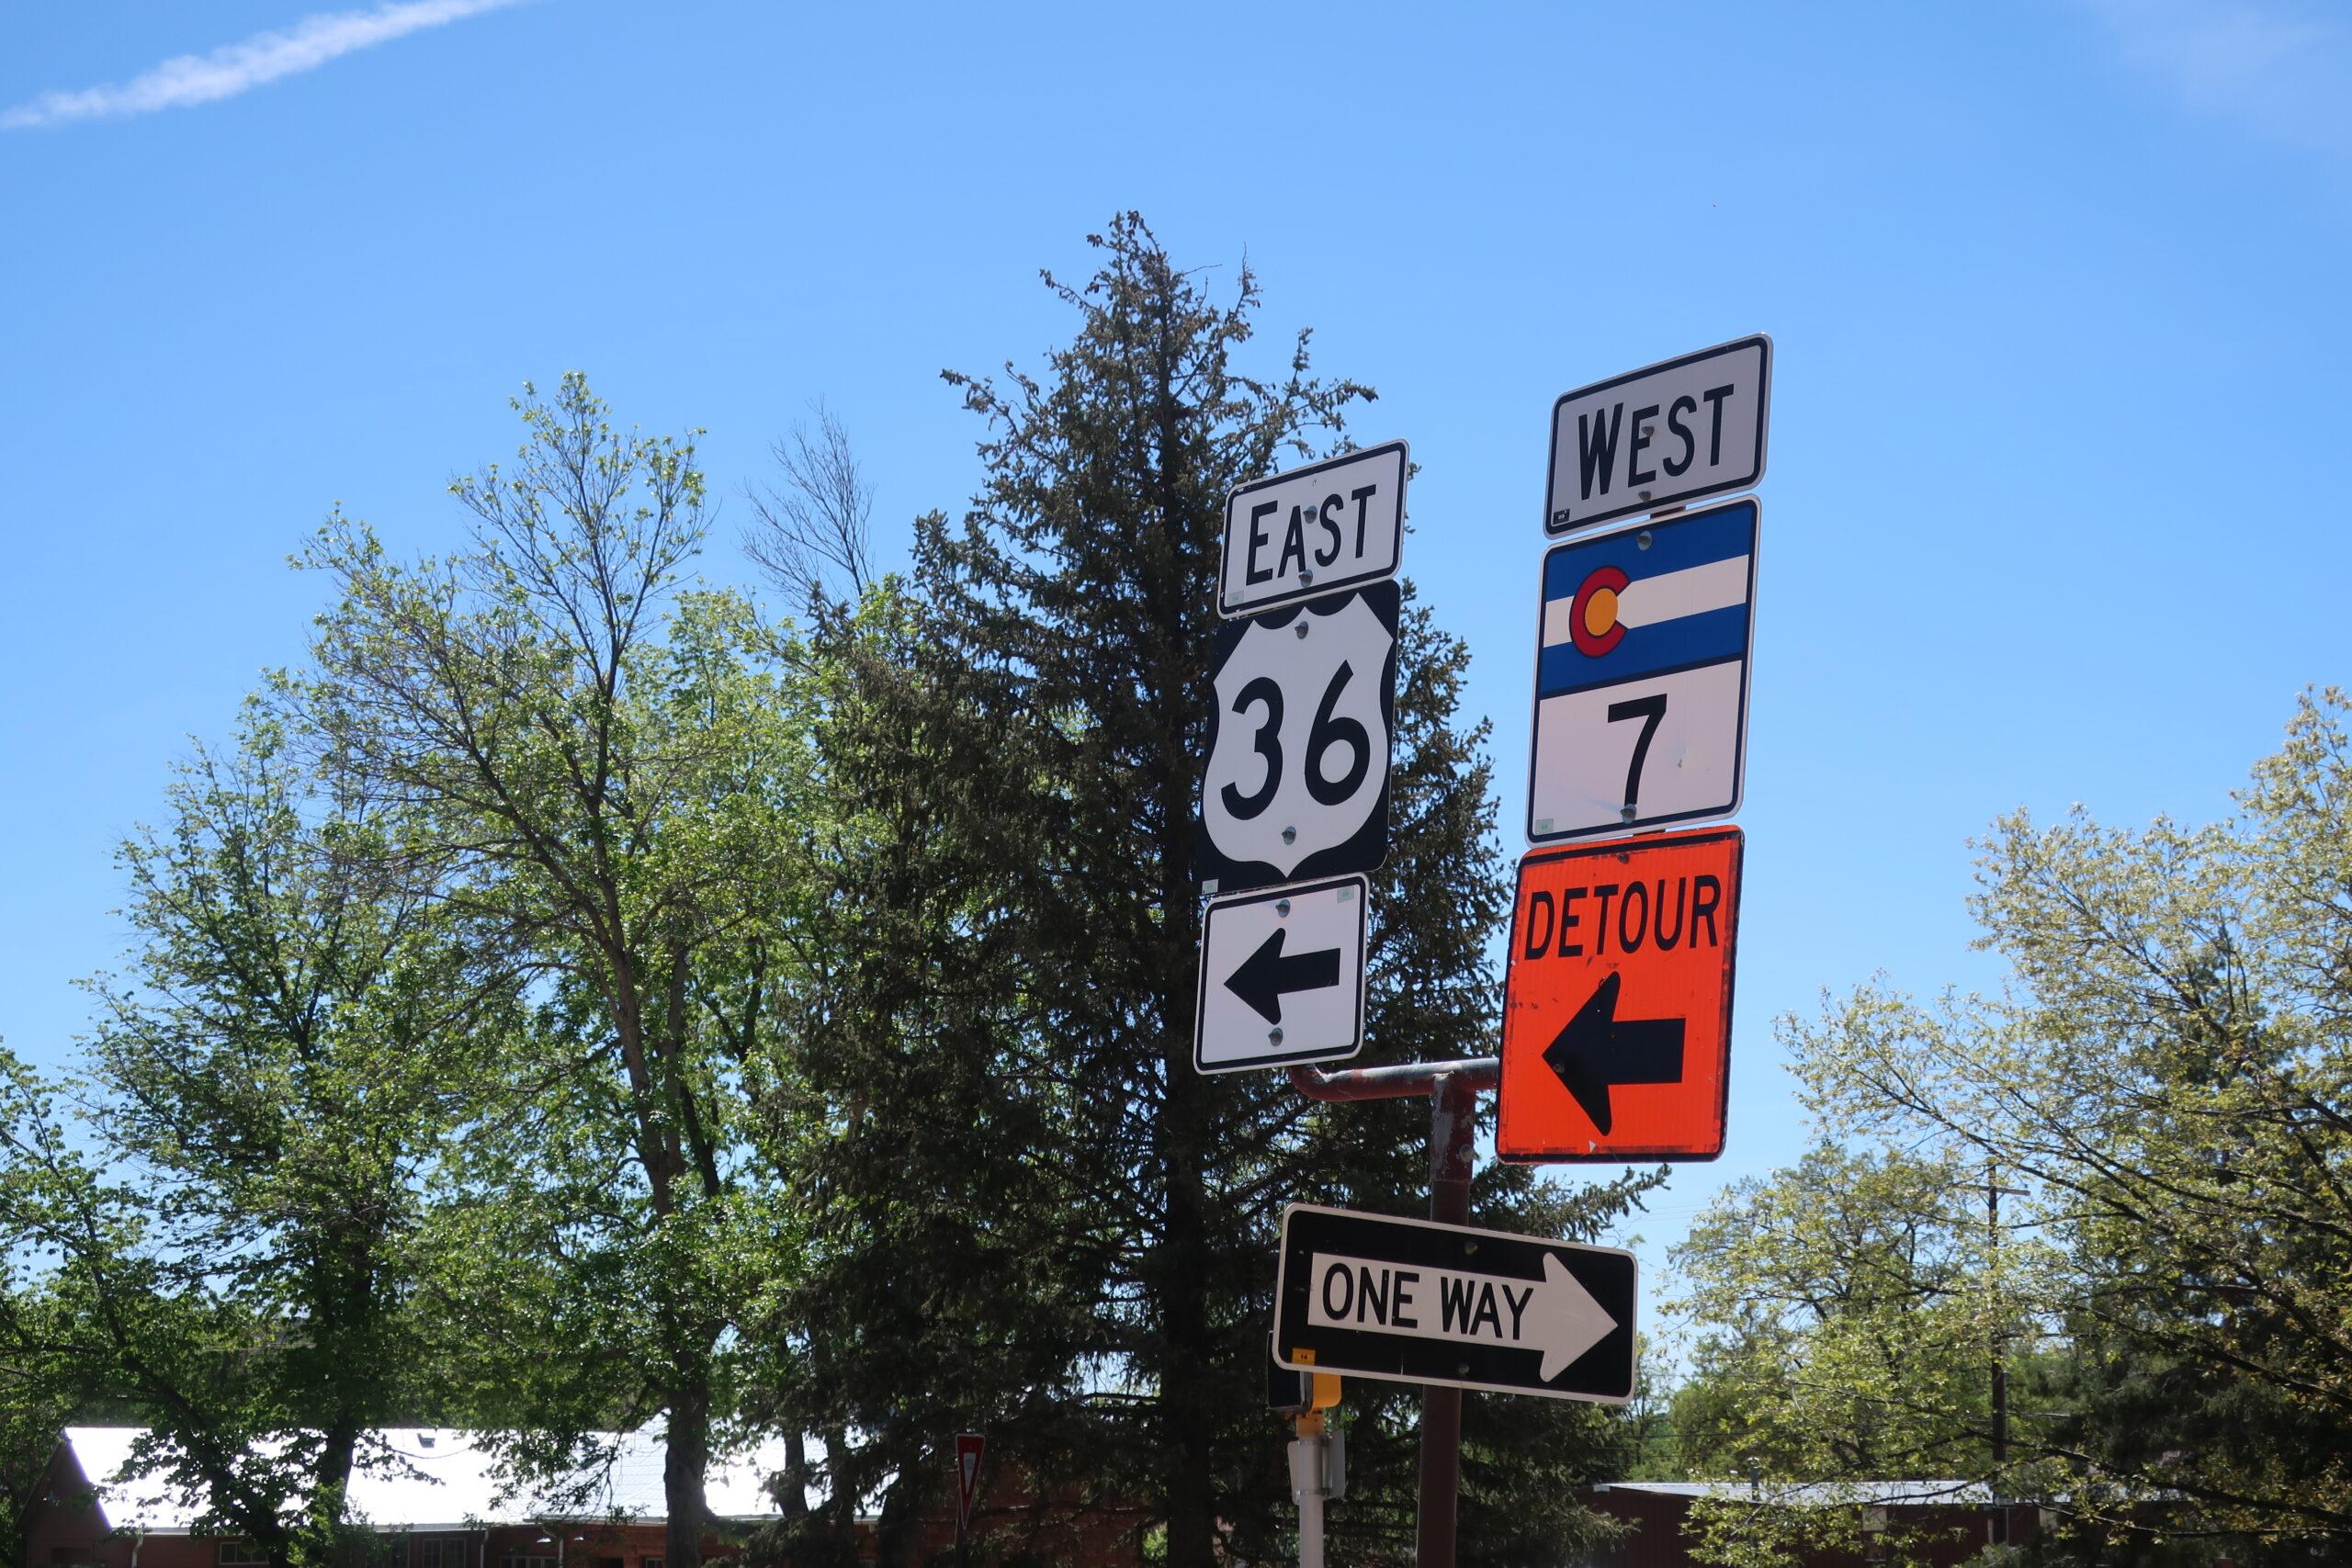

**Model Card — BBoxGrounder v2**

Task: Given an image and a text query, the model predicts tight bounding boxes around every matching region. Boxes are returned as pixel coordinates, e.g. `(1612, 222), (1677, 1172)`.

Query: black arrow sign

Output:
(1225, 928), (1342, 1024)
(1542, 972), (1685, 1134)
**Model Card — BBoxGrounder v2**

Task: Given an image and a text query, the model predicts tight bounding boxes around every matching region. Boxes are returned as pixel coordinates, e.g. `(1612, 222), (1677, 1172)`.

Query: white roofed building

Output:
(28, 1427), (801, 1568)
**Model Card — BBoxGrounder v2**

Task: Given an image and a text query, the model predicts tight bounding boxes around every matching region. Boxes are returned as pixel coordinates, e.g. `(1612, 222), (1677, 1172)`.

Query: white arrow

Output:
(1305, 1250), (1616, 1382)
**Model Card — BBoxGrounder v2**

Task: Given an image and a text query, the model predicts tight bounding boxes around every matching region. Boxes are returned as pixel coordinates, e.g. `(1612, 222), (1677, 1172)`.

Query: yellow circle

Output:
(1582, 586), (1620, 638)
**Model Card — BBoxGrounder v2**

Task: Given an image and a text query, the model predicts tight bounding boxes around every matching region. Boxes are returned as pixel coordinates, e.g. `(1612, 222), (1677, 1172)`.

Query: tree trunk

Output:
(1150, 346), (1218, 1568)
(780, 1432), (809, 1520)
(315, 1413), (360, 1521)
(1157, 1063), (1218, 1568)
(663, 1379), (711, 1568)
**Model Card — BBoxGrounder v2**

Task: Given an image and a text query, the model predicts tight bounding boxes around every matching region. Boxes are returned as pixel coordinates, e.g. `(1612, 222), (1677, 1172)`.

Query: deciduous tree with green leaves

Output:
(1, 714), (505, 1568)
(1670, 689), (2352, 1566)
(297, 377), (822, 1568)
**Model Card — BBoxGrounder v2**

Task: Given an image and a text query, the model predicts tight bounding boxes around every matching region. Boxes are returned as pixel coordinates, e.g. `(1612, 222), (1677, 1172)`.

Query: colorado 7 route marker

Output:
(1526, 498), (1759, 843)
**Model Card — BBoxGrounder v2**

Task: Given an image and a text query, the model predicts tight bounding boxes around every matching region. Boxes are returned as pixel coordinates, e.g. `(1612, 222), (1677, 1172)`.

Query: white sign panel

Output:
(1193, 874), (1368, 1074)
(1544, 335), (1770, 535)
(1219, 442), (1408, 618)
(1198, 582), (1396, 893)
(1527, 499), (1758, 843)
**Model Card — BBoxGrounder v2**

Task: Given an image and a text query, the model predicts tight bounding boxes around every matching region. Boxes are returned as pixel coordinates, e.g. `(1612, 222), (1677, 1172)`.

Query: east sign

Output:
(1218, 442), (1408, 618)
(1498, 826), (1742, 1162)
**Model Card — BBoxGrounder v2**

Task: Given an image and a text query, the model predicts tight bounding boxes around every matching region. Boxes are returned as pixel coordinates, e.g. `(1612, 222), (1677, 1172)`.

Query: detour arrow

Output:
(1542, 972), (1685, 1135)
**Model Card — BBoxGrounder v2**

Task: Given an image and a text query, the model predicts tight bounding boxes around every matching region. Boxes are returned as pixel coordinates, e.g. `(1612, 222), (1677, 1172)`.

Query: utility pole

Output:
(1985, 1161), (2024, 1548)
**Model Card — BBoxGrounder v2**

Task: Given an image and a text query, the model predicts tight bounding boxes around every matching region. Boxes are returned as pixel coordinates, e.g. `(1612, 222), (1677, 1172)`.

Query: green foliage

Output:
(0, 1058), (89, 1568)
(1670, 689), (2352, 1563)
(1, 711), (502, 1568)
(294, 374), (821, 1568)
(746, 215), (1653, 1568)
(1669, 1142), (2005, 1482)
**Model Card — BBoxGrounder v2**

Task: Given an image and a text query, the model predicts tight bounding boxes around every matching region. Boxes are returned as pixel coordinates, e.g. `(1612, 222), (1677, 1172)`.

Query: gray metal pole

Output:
(1292, 1438), (1326, 1568)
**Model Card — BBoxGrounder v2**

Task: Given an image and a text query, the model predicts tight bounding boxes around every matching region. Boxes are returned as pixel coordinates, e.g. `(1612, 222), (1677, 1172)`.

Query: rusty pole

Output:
(1290, 1056), (1498, 1568)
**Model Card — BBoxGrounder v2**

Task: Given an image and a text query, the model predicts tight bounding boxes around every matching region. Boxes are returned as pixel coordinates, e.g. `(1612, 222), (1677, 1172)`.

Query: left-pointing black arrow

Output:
(1225, 928), (1343, 1024)
(1542, 972), (1684, 1134)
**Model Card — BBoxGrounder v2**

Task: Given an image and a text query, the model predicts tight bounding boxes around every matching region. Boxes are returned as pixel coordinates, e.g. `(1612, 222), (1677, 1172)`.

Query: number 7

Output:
(1606, 694), (1668, 815)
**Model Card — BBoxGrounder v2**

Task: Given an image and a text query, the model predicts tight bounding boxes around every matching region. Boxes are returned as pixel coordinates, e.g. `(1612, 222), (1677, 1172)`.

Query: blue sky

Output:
(4, 0), (2348, 1345)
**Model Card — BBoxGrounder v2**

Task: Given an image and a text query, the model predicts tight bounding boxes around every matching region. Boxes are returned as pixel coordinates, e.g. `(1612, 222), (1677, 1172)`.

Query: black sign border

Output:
(1543, 334), (1771, 536)
(1195, 581), (1398, 896)
(1192, 874), (1370, 1076)
(1271, 1202), (1637, 1403)
(1523, 497), (1760, 847)
(1216, 440), (1409, 619)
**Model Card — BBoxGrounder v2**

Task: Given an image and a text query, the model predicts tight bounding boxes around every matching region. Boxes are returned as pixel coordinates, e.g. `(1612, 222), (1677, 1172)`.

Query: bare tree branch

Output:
(742, 400), (874, 609)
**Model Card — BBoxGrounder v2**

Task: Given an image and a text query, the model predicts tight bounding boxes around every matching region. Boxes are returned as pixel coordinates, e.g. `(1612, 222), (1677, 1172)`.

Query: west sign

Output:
(1272, 1203), (1636, 1403)
(1544, 335), (1770, 536)
(1498, 826), (1742, 1162)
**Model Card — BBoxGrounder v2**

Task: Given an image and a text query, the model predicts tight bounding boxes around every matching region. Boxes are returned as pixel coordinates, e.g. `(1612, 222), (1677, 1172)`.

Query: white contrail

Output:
(3, 0), (526, 130)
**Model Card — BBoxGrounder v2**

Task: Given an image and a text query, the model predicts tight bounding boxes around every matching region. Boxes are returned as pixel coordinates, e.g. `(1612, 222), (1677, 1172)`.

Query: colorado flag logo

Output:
(1528, 499), (1758, 842)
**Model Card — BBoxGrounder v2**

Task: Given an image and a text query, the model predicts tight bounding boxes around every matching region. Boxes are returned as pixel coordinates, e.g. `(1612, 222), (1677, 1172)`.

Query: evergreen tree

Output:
(760, 216), (1651, 1568)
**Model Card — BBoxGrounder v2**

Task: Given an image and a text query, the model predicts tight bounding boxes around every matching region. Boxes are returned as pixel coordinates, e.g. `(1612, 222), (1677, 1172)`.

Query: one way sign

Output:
(1272, 1203), (1636, 1403)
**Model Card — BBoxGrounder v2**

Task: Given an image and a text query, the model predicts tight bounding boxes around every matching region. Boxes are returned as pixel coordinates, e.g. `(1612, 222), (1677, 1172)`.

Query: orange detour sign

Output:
(1498, 825), (1742, 1162)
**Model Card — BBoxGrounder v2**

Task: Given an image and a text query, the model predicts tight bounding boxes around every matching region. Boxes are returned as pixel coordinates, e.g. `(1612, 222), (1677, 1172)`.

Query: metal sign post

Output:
(953, 1432), (984, 1567)
(1286, 1055), (1499, 1568)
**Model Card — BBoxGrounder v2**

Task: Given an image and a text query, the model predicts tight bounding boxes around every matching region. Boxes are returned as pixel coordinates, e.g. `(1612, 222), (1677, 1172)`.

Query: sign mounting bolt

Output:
(1295, 622), (1309, 639)
(1636, 530), (1653, 550)
(1269, 1027), (1284, 1045)
(1282, 826), (1297, 845)
(1275, 898), (1292, 917)
(1299, 568), (1315, 584)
